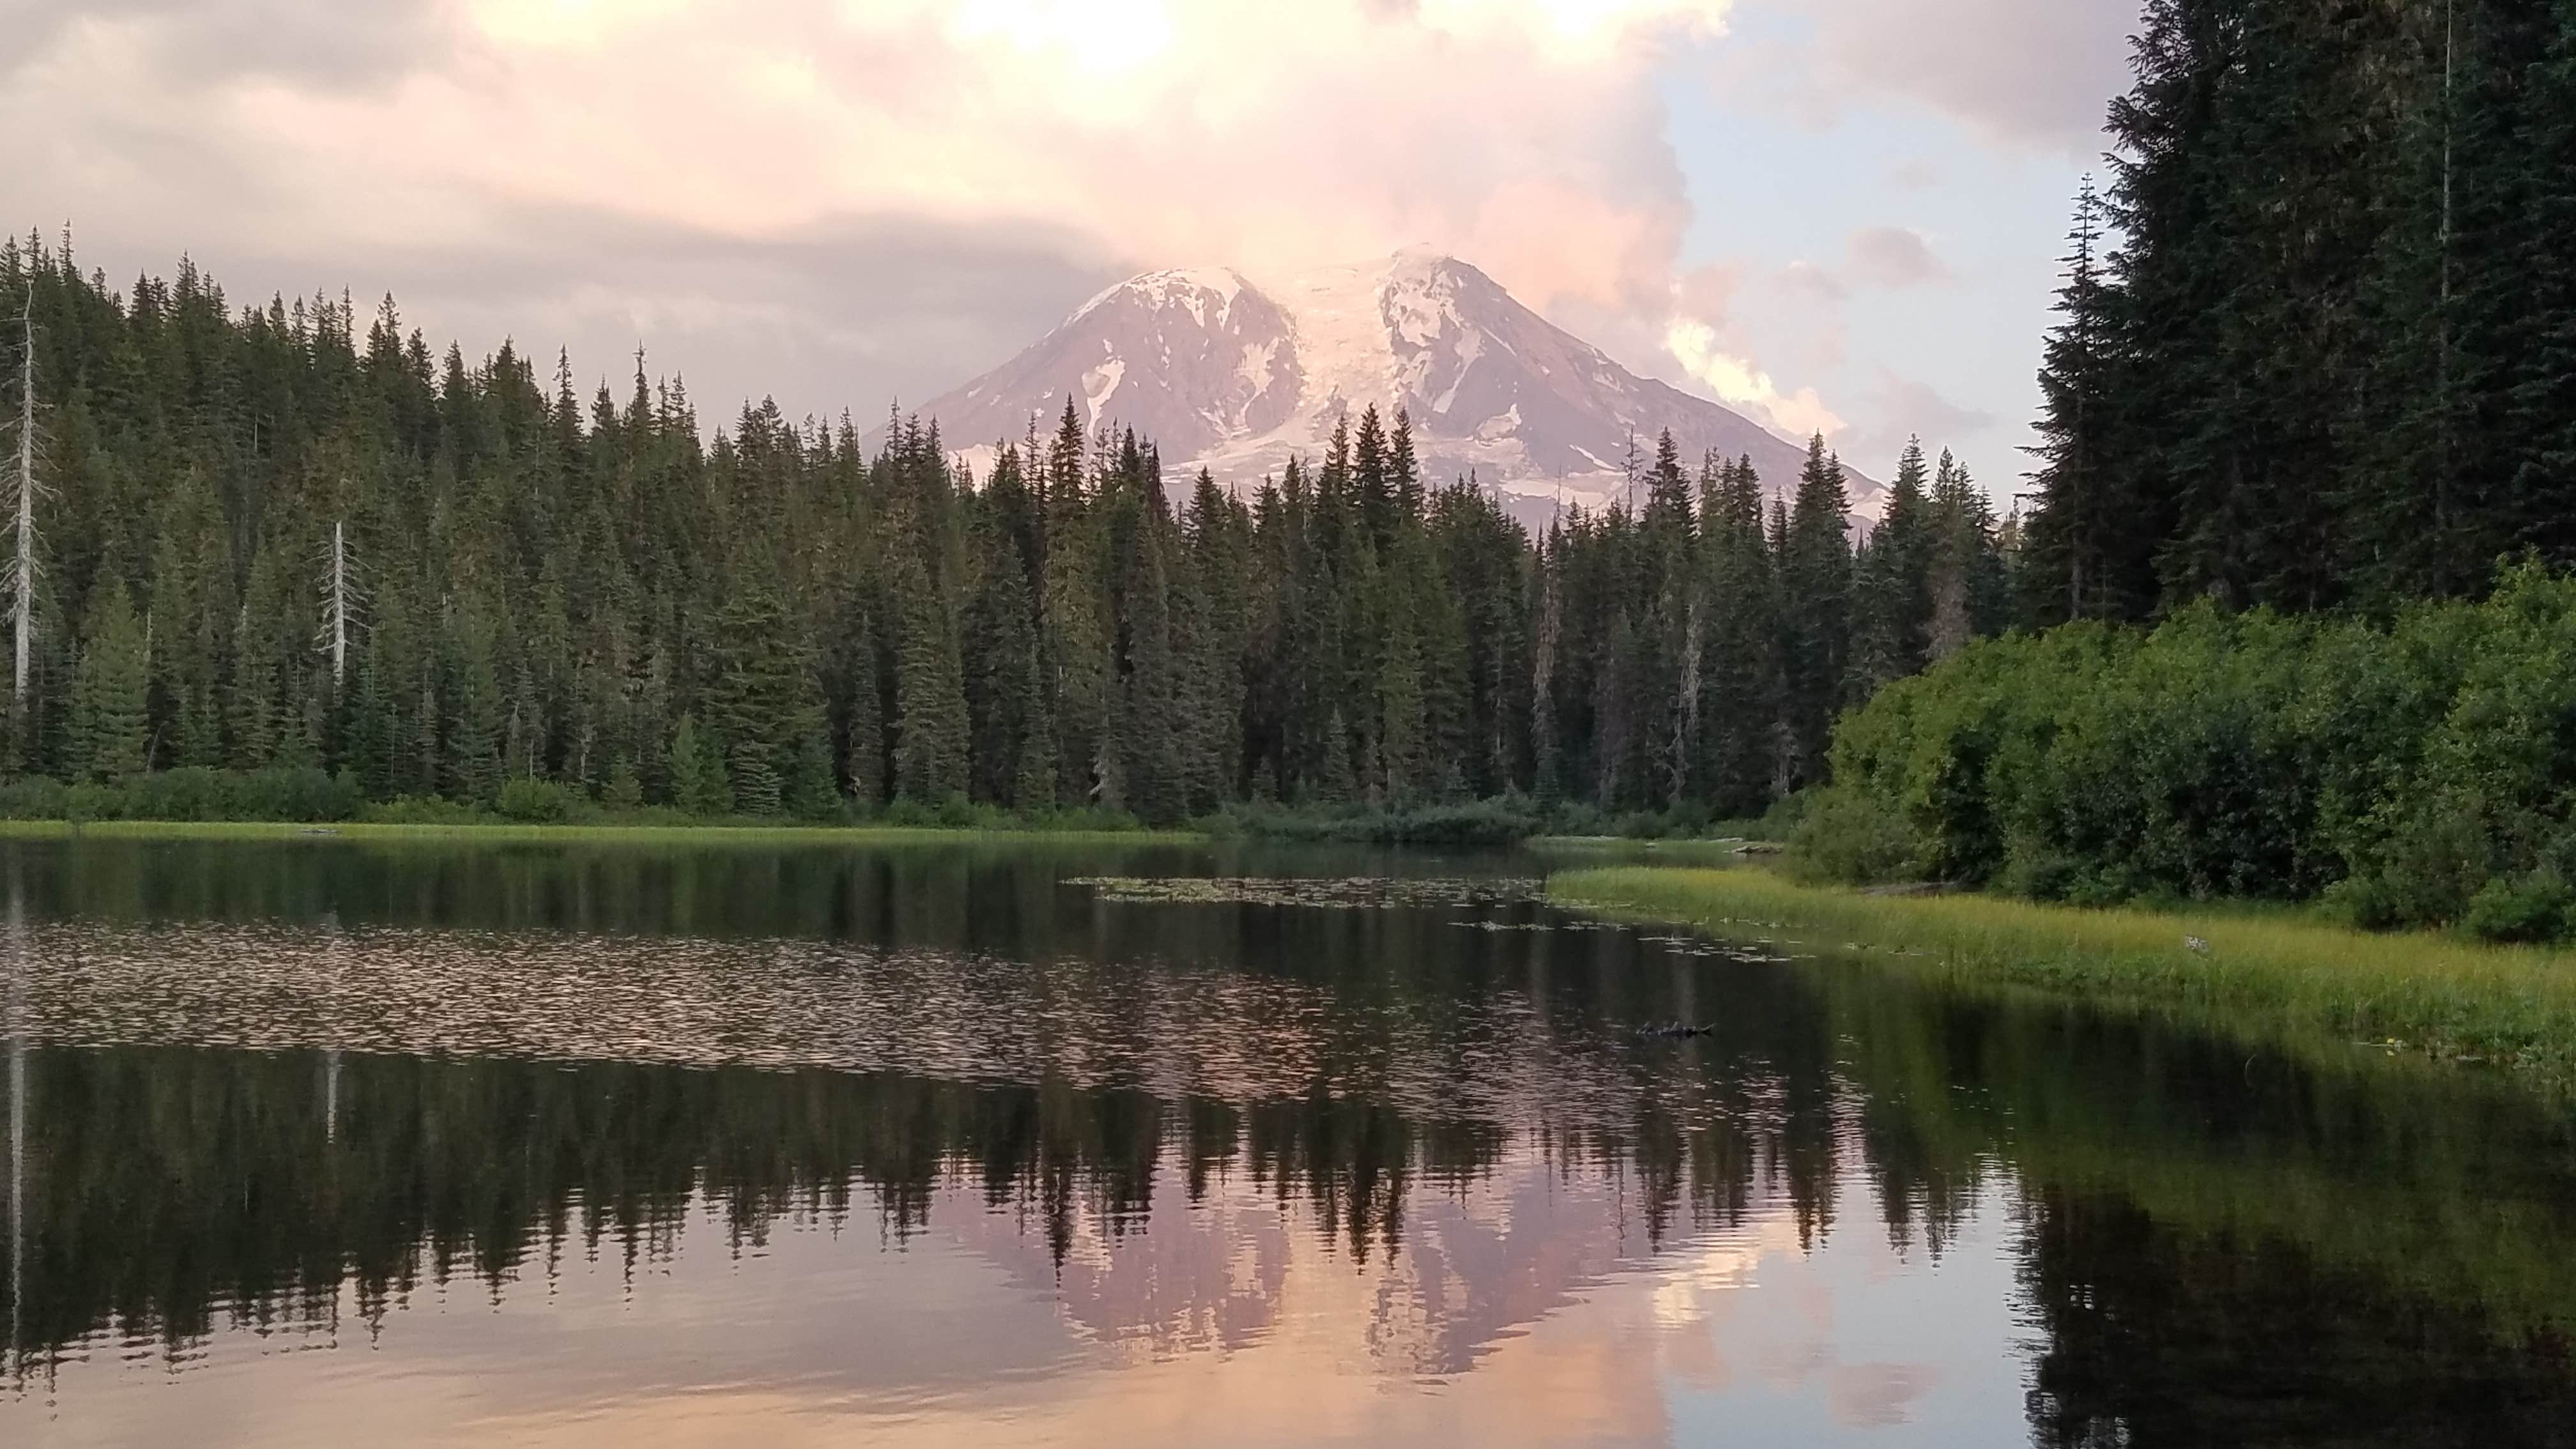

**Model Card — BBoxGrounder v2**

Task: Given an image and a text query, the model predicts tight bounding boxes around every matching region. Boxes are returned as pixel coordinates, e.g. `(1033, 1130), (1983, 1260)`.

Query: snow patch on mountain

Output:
(901, 251), (1878, 529)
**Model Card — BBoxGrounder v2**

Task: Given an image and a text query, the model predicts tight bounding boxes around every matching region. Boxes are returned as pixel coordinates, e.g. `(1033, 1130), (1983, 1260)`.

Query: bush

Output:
(494, 776), (583, 824)
(365, 795), (489, 825)
(0, 767), (364, 824)
(2319, 874), (2402, 931)
(1802, 561), (2576, 935)
(2464, 873), (2576, 944)
(1790, 788), (1917, 884)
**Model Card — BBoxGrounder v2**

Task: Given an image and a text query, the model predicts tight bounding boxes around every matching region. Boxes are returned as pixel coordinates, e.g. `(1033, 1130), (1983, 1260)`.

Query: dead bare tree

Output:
(4, 283), (43, 710)
(316, 519), (367, 691)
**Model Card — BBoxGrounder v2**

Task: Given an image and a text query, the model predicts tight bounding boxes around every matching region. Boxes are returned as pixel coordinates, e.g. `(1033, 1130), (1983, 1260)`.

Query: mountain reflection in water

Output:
(0, 836), (2572, 1447)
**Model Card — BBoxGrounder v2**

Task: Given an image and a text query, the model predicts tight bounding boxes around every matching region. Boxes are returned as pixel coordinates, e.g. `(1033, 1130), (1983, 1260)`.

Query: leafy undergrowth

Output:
(1549, 864), (2576, 1094)
(1208, 794), (1801, 848)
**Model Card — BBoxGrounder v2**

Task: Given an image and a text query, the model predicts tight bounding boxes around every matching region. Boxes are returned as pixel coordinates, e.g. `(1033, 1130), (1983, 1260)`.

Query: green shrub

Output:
(0, 767), (363, 824)
(2319, 874), (2402, 931)
(2465, 873), (2576, 944)
(365, 795), (489, 825)
(1791, 787), (1918, 884)
(494, 776), (581, 824)
(1804, 561), (2576, 933)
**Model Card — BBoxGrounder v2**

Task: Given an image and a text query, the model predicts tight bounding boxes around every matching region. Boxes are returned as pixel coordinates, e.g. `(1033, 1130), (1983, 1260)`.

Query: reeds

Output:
(1550, 864), (2576, 1092)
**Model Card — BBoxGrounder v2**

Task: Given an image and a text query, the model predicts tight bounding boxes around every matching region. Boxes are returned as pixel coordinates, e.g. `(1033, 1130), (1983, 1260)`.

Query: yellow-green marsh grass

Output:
(1524, 836), (1767, 866)
(1549, 864), (2576, 1092)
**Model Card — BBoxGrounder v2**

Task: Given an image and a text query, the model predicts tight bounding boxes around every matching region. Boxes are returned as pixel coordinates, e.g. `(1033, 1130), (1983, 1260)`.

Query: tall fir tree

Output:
(890, 547), (969, 804)
(1778, 436), (1853, 790)
(68, 576), (149, 782)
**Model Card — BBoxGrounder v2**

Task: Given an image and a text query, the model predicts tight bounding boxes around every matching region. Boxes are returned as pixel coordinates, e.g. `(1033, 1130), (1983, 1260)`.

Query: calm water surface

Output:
(1, 836), (2572, 1446)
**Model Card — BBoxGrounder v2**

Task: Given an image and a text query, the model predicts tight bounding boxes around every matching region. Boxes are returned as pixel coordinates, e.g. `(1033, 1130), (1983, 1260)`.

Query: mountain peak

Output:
(1385, 243), (1468, 271)
(1070, 266), (1253, 328)
(913, 254), (1878, 527)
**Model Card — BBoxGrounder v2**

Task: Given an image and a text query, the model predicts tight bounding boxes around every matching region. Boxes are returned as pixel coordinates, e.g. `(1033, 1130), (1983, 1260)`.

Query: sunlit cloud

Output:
(1666, 318), (1844, 442)
(1, 0), (1891, 450)
(183, 0), (1738, 310)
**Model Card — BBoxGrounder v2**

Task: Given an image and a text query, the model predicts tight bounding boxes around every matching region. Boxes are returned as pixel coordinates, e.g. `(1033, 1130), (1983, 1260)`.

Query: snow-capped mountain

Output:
(909, 249), (1871, 526)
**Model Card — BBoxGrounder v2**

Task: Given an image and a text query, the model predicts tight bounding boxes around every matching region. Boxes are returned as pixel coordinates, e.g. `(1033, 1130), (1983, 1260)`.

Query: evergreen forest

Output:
(1818, 0), (2576, 940)
(2021, 0), (2576, 617)
(0, 236), (2005, 829)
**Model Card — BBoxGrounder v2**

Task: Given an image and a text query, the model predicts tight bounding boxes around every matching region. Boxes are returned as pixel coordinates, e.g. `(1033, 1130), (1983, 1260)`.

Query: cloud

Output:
(2, 0), (447, 90)
(1796, 0), (2135, 150)
(1844, 226), (1948, 289)
(1777, 259), (1847, 302)
(1835, 371), (1996, 467)
(2, 0), (1783, 418)
(1666, 318), (1844, 441)
(1657, 260), (1846, 445)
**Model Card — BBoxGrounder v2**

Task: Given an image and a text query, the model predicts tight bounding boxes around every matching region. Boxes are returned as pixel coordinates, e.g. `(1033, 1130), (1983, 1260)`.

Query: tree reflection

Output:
(0, 834), (2573, 1440)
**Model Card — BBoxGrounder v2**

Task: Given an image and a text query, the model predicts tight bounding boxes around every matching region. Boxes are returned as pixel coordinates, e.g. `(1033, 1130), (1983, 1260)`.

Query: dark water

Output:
(1, 836), (2572, 1447)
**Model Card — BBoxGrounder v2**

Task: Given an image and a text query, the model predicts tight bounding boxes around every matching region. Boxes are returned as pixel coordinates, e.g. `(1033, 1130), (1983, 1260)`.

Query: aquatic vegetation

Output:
(1066, 876), (1543, 909)
(1551, 864), (2576, 1093)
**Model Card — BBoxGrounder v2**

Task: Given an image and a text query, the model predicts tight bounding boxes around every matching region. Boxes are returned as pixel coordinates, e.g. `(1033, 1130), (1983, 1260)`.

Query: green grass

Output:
(0, 819), (1200, 848)
(1524, 836), (1772, 865)
(1549, 864), (2576, 1092)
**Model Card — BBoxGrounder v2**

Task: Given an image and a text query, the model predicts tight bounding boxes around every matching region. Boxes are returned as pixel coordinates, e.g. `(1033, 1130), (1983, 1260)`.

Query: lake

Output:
(1, 834), (2572, 1446)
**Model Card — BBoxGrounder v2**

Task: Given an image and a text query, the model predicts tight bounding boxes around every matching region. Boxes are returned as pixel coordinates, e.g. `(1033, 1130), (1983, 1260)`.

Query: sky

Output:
(0, 0), (2138, 500)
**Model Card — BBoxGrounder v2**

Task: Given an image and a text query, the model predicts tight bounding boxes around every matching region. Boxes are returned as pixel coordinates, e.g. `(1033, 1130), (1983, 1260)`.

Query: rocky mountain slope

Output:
(908, 249), (1874, 526)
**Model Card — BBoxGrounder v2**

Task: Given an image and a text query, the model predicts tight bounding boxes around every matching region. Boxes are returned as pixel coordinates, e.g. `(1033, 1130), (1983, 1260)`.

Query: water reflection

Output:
(0, 837), (2570, 1446)
(7, 870), (22, 1370)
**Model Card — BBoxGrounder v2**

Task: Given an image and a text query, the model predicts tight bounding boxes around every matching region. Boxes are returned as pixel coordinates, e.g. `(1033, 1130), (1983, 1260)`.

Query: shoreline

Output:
(0, 820), (1204, 847)
(1547, 864), (2576, 1095)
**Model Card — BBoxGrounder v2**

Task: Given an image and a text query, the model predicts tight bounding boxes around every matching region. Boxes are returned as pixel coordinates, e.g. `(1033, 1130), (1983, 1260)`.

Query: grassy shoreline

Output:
(0, 819), (1203, 847)
(1549, 864), (2576, 1093)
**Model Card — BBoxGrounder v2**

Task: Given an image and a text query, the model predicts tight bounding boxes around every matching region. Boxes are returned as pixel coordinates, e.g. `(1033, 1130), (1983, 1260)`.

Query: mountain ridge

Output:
(901, 250), (1878, 527)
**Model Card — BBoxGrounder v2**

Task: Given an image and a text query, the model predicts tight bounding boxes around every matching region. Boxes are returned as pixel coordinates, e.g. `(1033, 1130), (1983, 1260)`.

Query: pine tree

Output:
(705, 551), (817, 816)
(1641, 431), (1699, 807)
(962, 505), (1039, 806)
(446, 599), (505, 802)
(68, 576), (148, 782)
(1778, 436), (1853, 789)
(1041, 464), (1112, 806)
(891, 548), (968, 803)
(668, 714), (731, 816)
(783, 731), (840, 821)
(844, 597), (887, 811)
(1354, 404), (1393, 546)
(1318, 705), (1358, 804)
(1926, 452), (1989, 659)
(1391, 410), (1424, 528)
(1850, 438), (1933, 693)
(602, 753), (644, 811)
(1699, 456), (1779, 816)
(1110, 491), (1183, 825)
(1377, 617), (1426, 803)
(2021, 178), (2143, 624)
(1177, 470), (1246, 814)
(1529, 527), (1565, 800)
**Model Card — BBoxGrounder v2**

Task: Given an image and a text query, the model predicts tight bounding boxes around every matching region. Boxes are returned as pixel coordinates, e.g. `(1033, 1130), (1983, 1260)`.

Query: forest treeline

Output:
(1812, 1), (2576, 939)
(2021, 0), (2576, 619)
(0, 234), (2006, 827)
